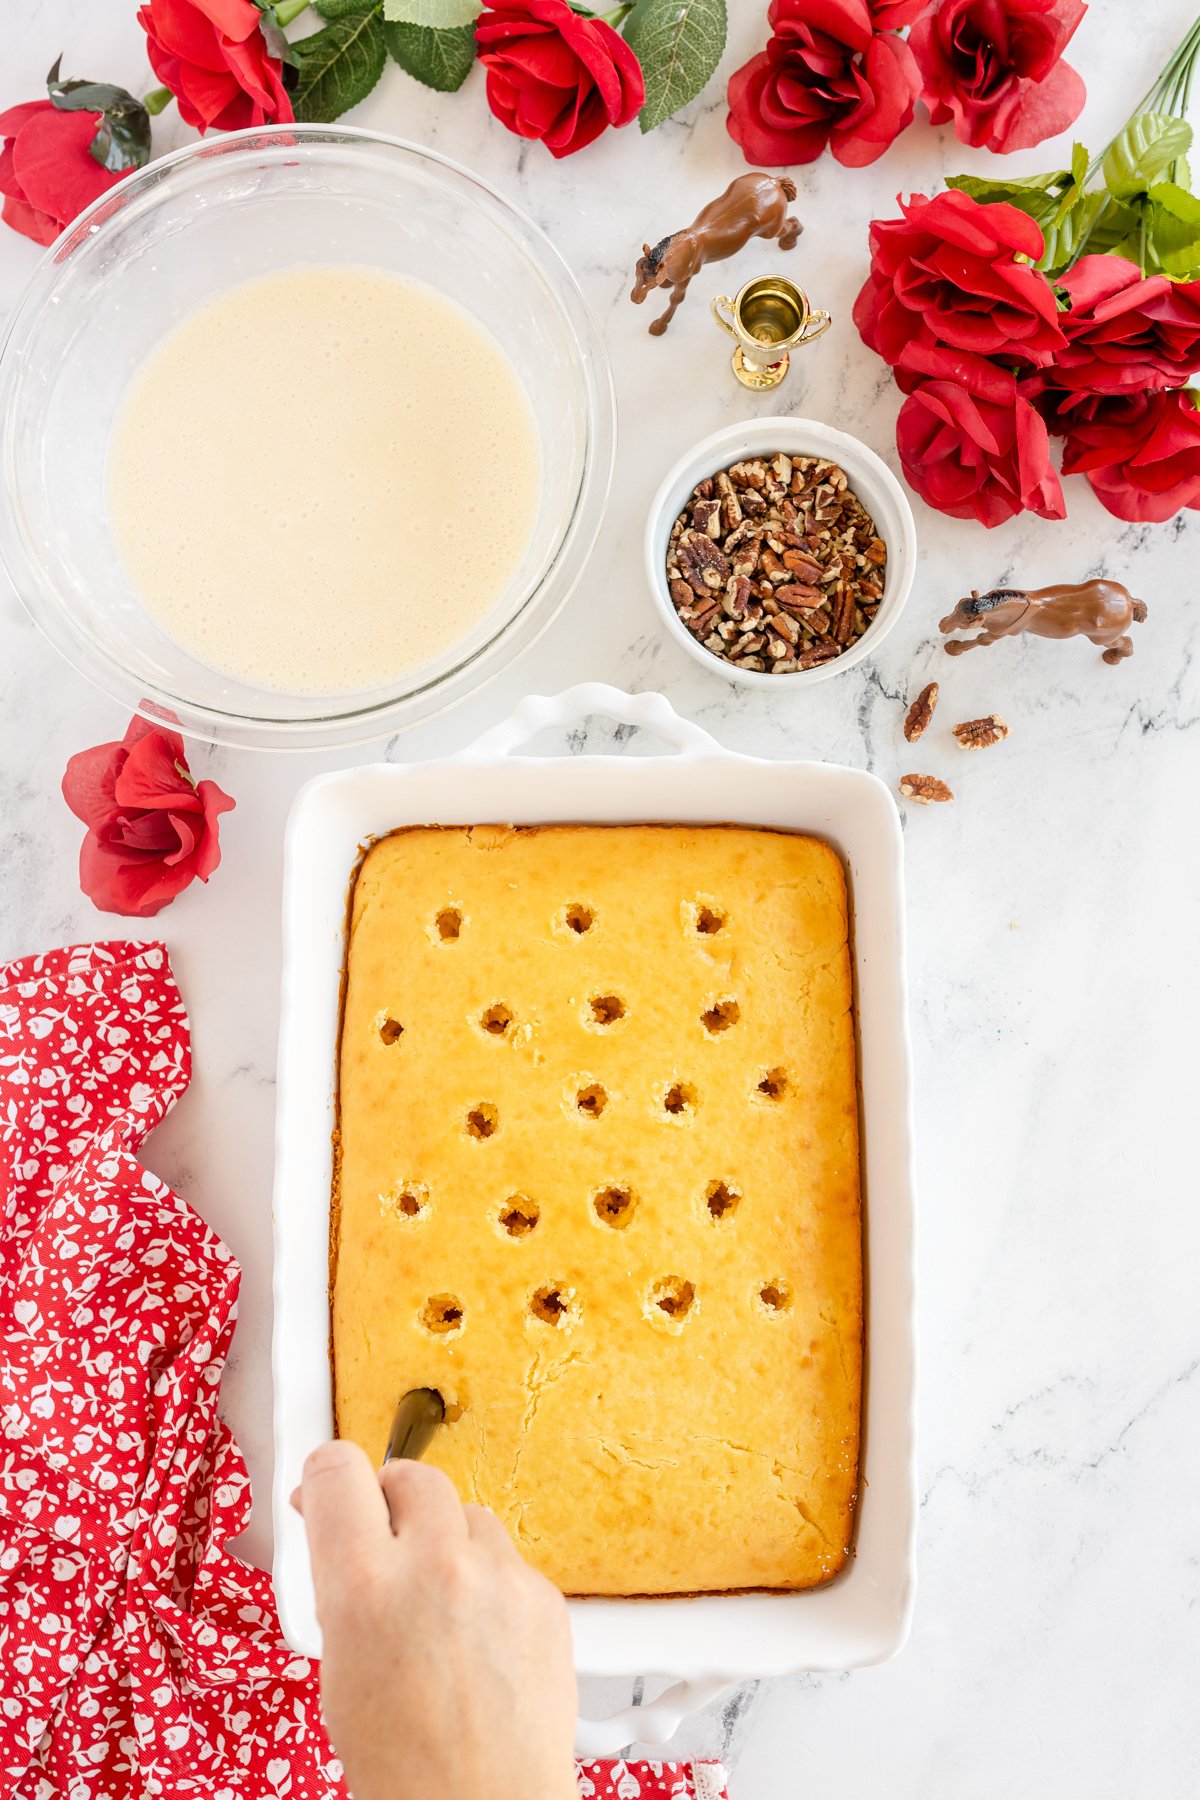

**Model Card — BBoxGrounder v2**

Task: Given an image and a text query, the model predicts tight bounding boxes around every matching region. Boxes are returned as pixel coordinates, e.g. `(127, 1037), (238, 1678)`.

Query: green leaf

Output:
(314, 0), (377, 13)
(1143, 180), (1200, 278)
(290, 7), (386, 120)
(255, 4), (299, 67)
(945, 169), (1068, 229)
(1102, 111), (1192, 199)
(383, 0), (479, 25)
(46, 56), (152, 172)
(623, 0), (727, 134)
(1070, 140), (1088, 187)
(384, 19), (476, 89)
(1037, 191), (1117, 276)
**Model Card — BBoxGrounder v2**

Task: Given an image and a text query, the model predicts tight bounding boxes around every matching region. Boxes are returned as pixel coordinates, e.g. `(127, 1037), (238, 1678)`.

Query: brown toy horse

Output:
(630, 172), (802, 336)
(940, 581), (1148, 664)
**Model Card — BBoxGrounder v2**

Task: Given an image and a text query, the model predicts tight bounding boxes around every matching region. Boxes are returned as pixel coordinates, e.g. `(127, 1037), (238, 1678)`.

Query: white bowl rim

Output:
(644, 416), (916, 690)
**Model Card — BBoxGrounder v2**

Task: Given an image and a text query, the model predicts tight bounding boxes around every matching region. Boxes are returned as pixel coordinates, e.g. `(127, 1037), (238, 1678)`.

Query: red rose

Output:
(726, 0), (921, 170)
(1056, 388), (1200, 522)
(895, 347), (1066, 526)
(62, 716), (235, 918)
(475, 0), (644, 159)
(868, 0), (928, 25)
(910, 0), (1086, 153)
(137, 0), (293, 134)
(1054, 253), (1200, 394)
(854, 189), (1065, 368)
(0, 99), (130, 246)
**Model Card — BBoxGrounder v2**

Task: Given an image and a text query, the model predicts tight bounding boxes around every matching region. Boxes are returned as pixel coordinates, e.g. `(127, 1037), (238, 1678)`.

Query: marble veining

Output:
(2, 1), (1199, 1793)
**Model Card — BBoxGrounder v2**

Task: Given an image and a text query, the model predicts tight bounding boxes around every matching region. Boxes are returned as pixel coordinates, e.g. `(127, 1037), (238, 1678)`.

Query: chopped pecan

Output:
(665, 453), (887, 676)
(677, 529), (729, 594)
(952, 714), (1009, 750)
(899, 774), (953, 805)
(903, 681), (938, 742)
(691, 496), (722, 539)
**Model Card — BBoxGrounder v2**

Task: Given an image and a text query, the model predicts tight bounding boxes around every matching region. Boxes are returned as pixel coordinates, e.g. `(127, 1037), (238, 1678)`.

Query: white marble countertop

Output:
(2, 1), (1198, 1792)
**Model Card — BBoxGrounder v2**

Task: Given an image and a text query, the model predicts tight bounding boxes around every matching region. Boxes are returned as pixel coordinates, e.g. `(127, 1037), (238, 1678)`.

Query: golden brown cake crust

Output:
(333, 824), (862, 1597)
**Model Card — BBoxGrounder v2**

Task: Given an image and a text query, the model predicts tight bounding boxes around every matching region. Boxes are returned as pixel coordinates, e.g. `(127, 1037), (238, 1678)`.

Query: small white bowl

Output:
(645, 417), (916, 688)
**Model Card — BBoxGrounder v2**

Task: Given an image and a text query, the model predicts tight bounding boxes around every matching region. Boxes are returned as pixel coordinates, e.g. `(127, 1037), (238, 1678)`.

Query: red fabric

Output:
(854, 188), (1065, 367)
(475, 0), (644, 158)
(726, 0), (920, 169)
(1053, 253), (1200, 393)
(1056, 386), (1200, 521)
(62, 716), (235, 919)
(137, 0), (293, 133)
(895, 346), (1066, 525)
(0, 100), (130, 246)
(0, 942), (730, 1799)
(909, 0), (1086, 152)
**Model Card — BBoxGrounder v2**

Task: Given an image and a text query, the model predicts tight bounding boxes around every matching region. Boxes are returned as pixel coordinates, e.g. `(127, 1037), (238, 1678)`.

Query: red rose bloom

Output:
(475, 0), (644, 159)
(909, 0), (1086, 153)
(895, 346), (1066, 526)
(726, 0), (921, 170)
(62, 716), (235, 918)
(854, 189), (1065, 367)
(1057, 387), (1200, 522)
(137, 0), (293, 134)
(868, 0), (928, 25)
(0, 99), (130, 246)
(1054, 253), (1200, 394)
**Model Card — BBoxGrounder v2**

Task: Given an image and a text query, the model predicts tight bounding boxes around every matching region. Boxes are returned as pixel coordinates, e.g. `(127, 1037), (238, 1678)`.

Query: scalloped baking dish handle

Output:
(575, 1677), (732, 1758)
(461, 683), (720, 762)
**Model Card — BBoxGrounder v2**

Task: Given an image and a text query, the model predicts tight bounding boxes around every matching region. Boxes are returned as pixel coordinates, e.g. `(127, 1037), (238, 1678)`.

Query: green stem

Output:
(603, 2), (635, 22)
(273, 0), (310, 25)
(1085, 14), (1200, 183)
(142, 84), (173, 115)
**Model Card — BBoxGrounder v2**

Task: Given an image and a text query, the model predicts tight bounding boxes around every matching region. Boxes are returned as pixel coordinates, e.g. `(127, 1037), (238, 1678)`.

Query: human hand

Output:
(294, 1440), (579, 1800)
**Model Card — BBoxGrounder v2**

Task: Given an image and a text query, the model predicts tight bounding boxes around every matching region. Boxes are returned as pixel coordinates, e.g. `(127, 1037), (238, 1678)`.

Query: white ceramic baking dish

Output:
(272, 684), (917, 1756)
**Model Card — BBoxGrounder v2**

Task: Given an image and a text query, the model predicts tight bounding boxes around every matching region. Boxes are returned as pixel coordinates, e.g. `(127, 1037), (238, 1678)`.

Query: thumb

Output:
(299, 1440), (392, 1605)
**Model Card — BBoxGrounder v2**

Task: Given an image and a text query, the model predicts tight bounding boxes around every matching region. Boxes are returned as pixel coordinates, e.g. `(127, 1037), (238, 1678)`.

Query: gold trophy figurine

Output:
(711, 275), (831, 390)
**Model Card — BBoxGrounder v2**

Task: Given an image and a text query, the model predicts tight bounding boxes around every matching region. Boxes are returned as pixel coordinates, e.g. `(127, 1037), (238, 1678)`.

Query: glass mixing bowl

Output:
(0, 126), (615, 749)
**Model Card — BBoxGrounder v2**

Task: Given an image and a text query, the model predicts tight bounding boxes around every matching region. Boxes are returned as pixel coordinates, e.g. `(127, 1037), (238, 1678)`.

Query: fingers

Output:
(464, 1503), (518, 1557)
(378, 1457), (469, 1543)
(299, 1440), (393, 1605)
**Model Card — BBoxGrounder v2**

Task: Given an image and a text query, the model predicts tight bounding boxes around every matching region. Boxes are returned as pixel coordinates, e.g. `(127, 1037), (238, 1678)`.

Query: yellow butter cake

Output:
(333, 824), (862, 1595)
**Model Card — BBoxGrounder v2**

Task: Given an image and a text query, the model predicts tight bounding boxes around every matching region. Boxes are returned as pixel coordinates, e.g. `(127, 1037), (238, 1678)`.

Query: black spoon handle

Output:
(384, 1387), (445, 1464)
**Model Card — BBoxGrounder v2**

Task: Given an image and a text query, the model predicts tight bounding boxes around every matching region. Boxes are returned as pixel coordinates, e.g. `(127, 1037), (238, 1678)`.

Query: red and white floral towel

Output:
(0, 942), (729, 1800)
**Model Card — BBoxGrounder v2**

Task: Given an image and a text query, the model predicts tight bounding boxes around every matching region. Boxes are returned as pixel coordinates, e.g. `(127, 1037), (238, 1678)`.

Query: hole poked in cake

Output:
(758, 1279), (792, 1314)
(661, 1081), (697, 1119)
(381, 1181), (429, 1223)
(648, 1276), (696, 1327)
(378, 1016), (404, 1045)
(574, 1082), (608, 1119)
(755, 1067), (789, 1102)
(701, 998), (740, 1035)
(465, 1102), (499, 1140)
(420, 1294), (464, 1335)
(686, 899), (727, 937)
(704, 1179), (741, 1222)
(434, 907), (463, 941)
(529, 1283), (577, 1327)
(480, 1003), (514, 1037)
(498, 1193), (540, 1238)
(587, 993), (626, 1027)
(592, 1184), (637, 1229)
(563, 903), (595, 935)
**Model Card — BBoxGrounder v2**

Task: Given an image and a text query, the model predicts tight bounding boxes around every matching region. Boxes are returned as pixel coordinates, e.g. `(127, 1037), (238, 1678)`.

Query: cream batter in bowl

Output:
(0, 127), (615, 750)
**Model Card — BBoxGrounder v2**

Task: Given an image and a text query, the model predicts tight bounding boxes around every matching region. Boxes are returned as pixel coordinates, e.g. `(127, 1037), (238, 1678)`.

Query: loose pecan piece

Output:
(899, 774), (953, 805)
(903, 682), (939, 742)
(952, 713), (1009, 750)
